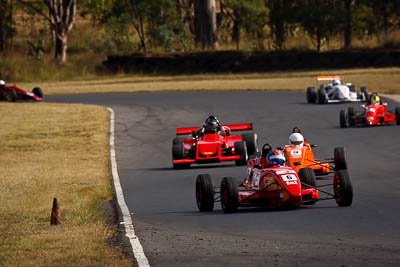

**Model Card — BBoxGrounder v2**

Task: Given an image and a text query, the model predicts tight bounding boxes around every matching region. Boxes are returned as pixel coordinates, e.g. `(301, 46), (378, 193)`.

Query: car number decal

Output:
(290, 150), (302, 158)
(282, 174), (298, 185)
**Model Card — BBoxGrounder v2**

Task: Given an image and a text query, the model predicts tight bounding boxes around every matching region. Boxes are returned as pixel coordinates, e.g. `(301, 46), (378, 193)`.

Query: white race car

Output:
(306, 75), (368, 104)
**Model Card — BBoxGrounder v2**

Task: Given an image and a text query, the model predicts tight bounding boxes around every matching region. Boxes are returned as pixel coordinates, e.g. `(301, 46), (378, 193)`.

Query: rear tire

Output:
(234, 141), (248, 166)
(349, 85), (356, 92)
(340, 110), (348, 128)
(306, 87), (317, 103)
(241, 133), (258, 156)
(334, 147), (347, 170)
(196, 174), (215, 211)
(4, 89), (17, 102)
(334, 170), (353, 207)
(347, 107), (355, 126)
(220, 177), (239, 213)
(32, 87), (43, 98)
(172, 137), (185, 145)
(361, 87), (368, 102)
(395, 107), (400, 125)
(318, 88), (327, 104)
(298, 167), (316, 187)
(172, 143), (186, 169)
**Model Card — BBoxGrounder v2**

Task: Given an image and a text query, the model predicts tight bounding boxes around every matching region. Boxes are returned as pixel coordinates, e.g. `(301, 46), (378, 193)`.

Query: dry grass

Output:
(14, 67), (400, 95)
(0, 103), (131, 266)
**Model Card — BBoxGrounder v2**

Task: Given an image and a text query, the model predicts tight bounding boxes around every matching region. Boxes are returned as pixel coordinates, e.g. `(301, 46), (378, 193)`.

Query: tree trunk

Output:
(344, 0), (353, 49)
(55, 34), (67, 63)
(200, 0), (217, 49)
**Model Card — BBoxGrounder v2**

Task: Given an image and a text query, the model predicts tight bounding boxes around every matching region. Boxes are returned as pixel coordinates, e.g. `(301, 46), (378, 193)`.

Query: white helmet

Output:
(332, 79), (341, 86)
(0, 80), (5, 86)
(289, 133), (304, 147)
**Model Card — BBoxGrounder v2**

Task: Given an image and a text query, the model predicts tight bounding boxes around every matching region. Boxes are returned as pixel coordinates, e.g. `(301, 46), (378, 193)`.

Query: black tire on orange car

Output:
(334, 147), (347, 170)
(318, 88), (328, 104)
(395, 107), (400, 126)
(298, 167), (316, 187)
(334, 169), (353, 207)
(172, 143), (186, 169)
(220, 177), (239, 213)
(361, 87), (368, 102)
(242, 133), (258, 156)
(234, 141), (248, 166)
(348, 107), (355, 126)
(4, 89), (17, 102)
(340, 110), (348, 128)
(306, 87), (317, 103)
(196, 174), (215, 212)
(32, 87), (43, 98)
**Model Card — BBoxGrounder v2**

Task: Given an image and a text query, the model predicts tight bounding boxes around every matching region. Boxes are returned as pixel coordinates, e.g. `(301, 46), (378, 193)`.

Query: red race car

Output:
(195, 145), (353, 213)
(172, 116), (258, 169)
(0, 80), (43, 102)
(340, 93), (400, 127)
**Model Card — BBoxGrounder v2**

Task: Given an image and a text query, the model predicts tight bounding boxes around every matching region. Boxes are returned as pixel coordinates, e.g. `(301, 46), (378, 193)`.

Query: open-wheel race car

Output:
(172, 116), (258, 169)
(283, 127), (347, 176)
(306, 75), (368, 104)
(340, 93), (400, 128)
(195, 145), (353, 213)
(0, 80), (43, 102)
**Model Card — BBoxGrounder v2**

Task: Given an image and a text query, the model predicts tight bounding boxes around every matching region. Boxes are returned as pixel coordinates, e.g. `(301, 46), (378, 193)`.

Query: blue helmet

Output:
(267, 149), (285, 166)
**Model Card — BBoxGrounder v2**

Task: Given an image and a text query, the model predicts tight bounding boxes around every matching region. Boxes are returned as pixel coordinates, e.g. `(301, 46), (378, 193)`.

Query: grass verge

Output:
(0, 103), (131, 266)
(13, 67), (400, 95)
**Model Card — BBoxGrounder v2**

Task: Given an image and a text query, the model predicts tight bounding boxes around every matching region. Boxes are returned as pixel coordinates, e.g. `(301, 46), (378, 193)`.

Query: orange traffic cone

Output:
(50, 198), (62, 225)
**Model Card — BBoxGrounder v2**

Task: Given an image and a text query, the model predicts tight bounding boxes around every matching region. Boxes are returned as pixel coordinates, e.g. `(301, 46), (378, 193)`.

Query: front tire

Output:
(395, 107), (400, 125)
(32, 87), (43, 98)
(298, 167), (316, 187)
(196, 174), (215, 211)
(318, 88), (328, 104)
(4, 89), (17, 102)
(220, 177), (239, 213)
(340, 110), (348, 128)
(234, 141), (248, 166)
(334, 170), (353, 207)
(306, 87), (317, 103)
(334, 147), (347, 170)
(241, 133), (258, 156)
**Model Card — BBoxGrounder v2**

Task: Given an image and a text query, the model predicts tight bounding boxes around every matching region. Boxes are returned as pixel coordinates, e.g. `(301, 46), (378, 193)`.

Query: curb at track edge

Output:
(107, 107), (150, 267)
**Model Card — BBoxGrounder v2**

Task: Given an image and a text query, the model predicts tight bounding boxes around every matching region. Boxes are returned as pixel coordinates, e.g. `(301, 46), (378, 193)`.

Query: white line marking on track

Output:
(107, 108), (150, 267)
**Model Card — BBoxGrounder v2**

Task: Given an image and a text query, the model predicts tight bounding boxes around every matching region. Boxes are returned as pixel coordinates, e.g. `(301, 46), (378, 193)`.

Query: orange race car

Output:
(283, 127), (347, 176)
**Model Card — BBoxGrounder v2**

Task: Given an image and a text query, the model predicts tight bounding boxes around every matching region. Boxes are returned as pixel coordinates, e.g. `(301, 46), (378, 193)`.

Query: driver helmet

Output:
(370, 94), (380, 105)
(289, 133), (304, 147)
(204, 115), (220, 134)
(266, 149), (285, 166)
(0, 80), (5, 88)
(332, 79), (341, 86)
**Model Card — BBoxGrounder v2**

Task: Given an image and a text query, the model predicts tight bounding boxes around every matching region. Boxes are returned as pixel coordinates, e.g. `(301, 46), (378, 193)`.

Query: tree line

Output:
(1, 0), (400, 64)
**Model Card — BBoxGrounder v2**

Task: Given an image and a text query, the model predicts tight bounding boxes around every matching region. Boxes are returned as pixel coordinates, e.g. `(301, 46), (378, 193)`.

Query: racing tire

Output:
(361, 87), (368, 102)
(340, 110), (348, 128)
(318, 88), (328, 104)
(334, 169), (353, 207)
(395, 107), (400, 126)
(306, 87), (317, 103)
(220, 177), (239, 213)
(4, 89), (17, 102)
(298, 167), (316, 187)
(334, 147), (347, 170)
(349, 85), (356, 92)
(172, 143), (186, 169)
(241, 133), (258, 156)
(196, 174), (215, 211)
(32, 87), (43, 98)
(347, 107), (355, 126)
(234, 141), (248, 166)
(172, 137), (185, 145)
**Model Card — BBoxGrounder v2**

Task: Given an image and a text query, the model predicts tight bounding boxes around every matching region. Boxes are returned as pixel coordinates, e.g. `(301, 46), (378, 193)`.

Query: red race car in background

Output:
(195, 145), (353, 213)
(340, 93), (400, 128)
(0, 80), (43, 102)
(172, 116), (258, 169)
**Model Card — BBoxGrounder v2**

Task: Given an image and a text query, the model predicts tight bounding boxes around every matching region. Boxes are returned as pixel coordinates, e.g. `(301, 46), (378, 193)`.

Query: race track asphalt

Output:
(46, 91), (400, 266)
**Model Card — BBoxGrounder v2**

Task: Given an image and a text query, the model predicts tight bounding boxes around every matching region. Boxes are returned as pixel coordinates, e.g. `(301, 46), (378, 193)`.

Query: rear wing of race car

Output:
(317, 75), (343, 81)
(176, 123), (253, 135)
